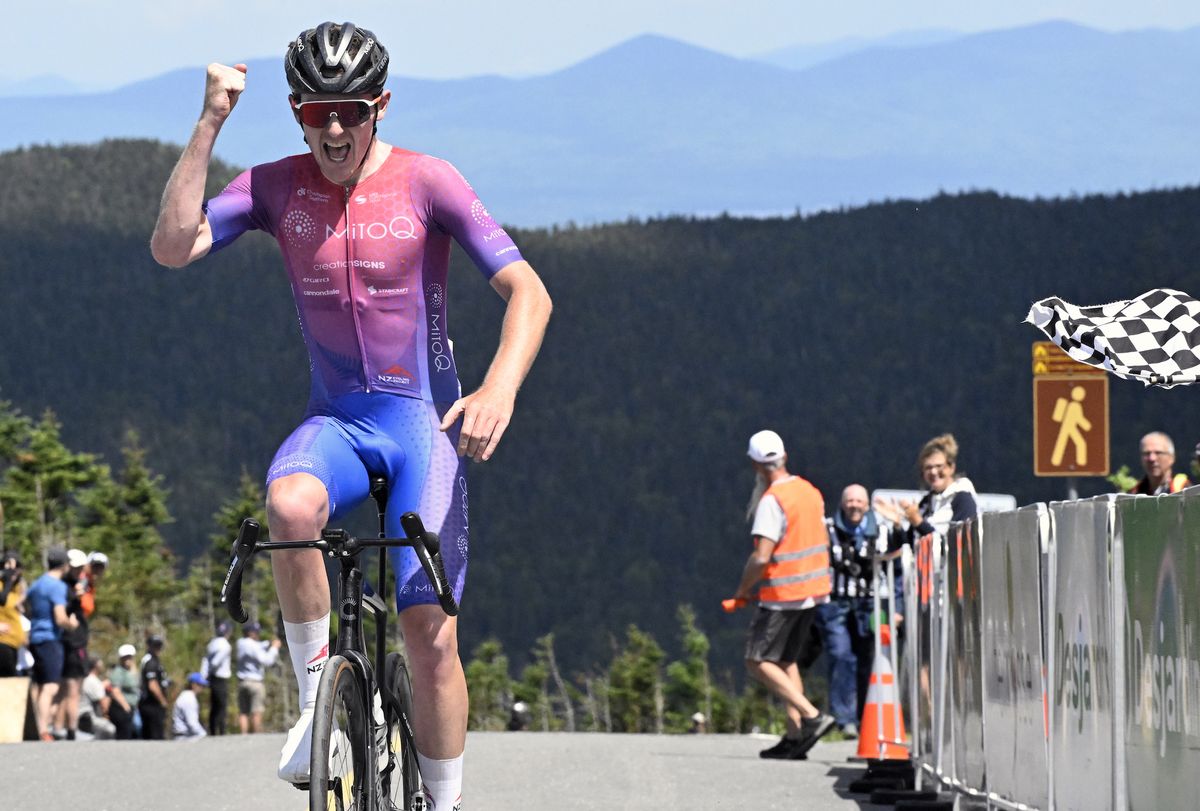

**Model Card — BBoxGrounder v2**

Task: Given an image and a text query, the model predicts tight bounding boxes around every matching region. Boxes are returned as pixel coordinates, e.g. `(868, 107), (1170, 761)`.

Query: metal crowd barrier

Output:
(898, 489), (1200, 810)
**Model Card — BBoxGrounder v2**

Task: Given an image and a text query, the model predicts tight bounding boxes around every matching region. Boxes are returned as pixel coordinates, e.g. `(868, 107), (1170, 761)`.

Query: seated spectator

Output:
(79, 657), (116, 740)
(1128, 432), (1191, 495)
(108, 645), (139, 740)
(173, 672), (209, 741)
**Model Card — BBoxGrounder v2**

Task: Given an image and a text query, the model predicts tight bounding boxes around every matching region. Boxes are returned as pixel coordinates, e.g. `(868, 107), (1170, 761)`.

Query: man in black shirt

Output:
(818, 484), (890, 735)
(139, 635), (169, 740)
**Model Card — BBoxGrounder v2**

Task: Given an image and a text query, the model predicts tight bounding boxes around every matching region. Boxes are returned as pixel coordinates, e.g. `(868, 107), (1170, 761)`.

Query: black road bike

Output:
(221, 476), (459, 811)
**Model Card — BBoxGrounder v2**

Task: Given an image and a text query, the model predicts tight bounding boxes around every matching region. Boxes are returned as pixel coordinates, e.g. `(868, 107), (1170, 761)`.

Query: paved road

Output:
(9, 732), (886, 810)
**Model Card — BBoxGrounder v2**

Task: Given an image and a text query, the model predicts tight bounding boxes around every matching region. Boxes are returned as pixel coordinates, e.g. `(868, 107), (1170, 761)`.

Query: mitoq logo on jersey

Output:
(327, 216), (417, 241)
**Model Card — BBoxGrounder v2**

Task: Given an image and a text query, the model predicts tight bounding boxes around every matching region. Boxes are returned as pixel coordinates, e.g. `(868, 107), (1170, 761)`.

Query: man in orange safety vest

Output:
(732, 429), (836, 760)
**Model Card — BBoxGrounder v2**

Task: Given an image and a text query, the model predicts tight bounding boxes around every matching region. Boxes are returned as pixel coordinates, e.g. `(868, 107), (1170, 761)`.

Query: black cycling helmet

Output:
(285, 21), (389, 97)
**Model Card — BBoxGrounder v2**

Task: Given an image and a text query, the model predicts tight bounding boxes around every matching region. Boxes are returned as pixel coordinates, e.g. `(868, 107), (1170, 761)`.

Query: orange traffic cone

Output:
(856, 623), (909, 761)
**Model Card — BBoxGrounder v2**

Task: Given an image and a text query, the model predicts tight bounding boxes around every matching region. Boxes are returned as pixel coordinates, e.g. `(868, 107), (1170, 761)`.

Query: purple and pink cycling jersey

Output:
(203, 148), (524, 608)
(204, 146), (523, 403)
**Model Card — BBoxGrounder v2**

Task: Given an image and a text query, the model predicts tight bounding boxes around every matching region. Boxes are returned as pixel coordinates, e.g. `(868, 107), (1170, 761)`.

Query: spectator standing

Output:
(79, 657), (116, 740)
(53, 548), (91, 740)
(732, 430), (836, 760)
(26, 547), (79, 741)
(108, 644), (139, 739)
(80, 551), (107, 618)
(819, 484), (891, 736)
(0, 551), (26, 677)
(236, 621), (281, 733)
(139, 635), (169, 739)
(173, 672), (210, 741)
(877, 433), (979, 544)
(1128, 431), (1191, 495)
(200, 621), (233, 735)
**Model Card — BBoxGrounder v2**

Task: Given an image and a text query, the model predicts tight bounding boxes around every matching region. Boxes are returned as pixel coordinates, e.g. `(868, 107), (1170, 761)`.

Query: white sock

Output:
(284, 615), (330, 711)
(417, 751), (463, 810)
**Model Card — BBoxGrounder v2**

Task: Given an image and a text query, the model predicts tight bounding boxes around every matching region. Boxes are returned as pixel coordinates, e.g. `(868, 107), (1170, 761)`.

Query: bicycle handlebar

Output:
(399, 512), (457, 616)
(220, 518), (260, 624)
(219, 512), (459, 624)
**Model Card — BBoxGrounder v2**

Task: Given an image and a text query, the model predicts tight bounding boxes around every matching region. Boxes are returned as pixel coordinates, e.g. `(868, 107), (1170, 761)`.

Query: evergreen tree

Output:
(0, 409), (105, 566)
(0, 400), (31, 552)
(533, 633), (576, 731)
(513, 645), (552, 732)
(607, 625), (665, 733)
(663, 604), (715, 733)
(464, 638), (513, 731)
(207, 470), (272, 626)
(80, 428), (174, 630)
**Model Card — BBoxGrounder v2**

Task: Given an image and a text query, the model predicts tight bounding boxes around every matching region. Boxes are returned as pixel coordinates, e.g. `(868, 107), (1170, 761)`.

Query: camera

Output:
(836, 542), (862, 578)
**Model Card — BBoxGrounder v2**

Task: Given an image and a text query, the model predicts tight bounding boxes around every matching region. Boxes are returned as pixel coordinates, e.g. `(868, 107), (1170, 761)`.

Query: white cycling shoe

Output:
(278, 708), (315, 784)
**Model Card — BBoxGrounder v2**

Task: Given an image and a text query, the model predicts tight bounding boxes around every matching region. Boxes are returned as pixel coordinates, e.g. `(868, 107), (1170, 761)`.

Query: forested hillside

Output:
(2, 140), (1200, 680)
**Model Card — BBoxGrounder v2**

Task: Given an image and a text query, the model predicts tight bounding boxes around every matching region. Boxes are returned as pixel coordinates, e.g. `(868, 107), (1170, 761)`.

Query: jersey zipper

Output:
(344, 185), (371, 392)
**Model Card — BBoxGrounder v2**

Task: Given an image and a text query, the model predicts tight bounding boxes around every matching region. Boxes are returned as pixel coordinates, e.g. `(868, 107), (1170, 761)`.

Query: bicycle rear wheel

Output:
(310, 655), (372, 811)
(383, 652), (422, 810)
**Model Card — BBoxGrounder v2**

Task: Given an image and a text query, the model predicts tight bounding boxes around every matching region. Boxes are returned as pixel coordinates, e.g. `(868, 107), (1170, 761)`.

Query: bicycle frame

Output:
(219, 485), (454, 809)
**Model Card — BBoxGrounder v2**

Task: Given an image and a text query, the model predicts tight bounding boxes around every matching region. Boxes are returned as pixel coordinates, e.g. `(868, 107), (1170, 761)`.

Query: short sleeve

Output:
(419, 158), (524, 279)
(751, 495), (786, 543)
(203, 169), (270, 253)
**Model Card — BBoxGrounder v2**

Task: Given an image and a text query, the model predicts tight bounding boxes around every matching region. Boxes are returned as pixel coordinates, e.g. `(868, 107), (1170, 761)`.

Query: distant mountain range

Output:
(6, 21), (1200, 225)
(754, 27), (963, 71)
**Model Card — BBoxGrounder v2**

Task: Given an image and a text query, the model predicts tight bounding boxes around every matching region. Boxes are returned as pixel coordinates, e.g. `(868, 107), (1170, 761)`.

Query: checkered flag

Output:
(1025, 289), (1200, 388)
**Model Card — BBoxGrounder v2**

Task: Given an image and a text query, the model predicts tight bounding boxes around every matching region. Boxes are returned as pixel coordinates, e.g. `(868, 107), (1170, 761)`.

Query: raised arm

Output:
(439, 260), (552, 461)
(150, 63), (247, 268)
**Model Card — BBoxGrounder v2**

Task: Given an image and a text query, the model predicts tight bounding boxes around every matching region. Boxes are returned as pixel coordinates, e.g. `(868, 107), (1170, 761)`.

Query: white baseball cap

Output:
(67, 548), (88, 568)
(747, 430), (786, 463)
(118, 644), (136, 659)
(88, 551), (109, 566)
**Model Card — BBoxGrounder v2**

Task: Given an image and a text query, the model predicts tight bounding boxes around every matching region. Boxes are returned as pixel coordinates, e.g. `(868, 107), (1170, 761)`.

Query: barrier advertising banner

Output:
(1121, 491), (1200, 810)
(948, 519), (986, 796)
(1048, 496), (1117, 811)
(914, 532), (936, 772)
(980, 505), (1050, 810)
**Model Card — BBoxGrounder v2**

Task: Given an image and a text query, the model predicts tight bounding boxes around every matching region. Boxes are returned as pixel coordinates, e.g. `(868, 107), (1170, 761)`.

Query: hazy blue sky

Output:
(16, 0), (1200, 87)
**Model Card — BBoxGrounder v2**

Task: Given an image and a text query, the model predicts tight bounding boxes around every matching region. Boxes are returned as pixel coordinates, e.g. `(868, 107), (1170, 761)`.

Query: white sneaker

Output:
(278, 708), (315, 784)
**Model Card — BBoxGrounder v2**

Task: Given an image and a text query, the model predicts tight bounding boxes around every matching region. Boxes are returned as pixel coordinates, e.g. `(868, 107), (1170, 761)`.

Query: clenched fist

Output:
(202, 62), (248, 124)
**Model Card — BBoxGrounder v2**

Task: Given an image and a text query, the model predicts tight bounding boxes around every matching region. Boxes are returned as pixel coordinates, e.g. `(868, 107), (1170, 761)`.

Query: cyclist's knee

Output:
(266, 473), (329, 530)
(400, 609), (460, 678)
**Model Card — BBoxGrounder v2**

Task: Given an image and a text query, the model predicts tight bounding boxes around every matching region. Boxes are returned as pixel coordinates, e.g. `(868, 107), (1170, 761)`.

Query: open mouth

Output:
(323, 143), (352, 164)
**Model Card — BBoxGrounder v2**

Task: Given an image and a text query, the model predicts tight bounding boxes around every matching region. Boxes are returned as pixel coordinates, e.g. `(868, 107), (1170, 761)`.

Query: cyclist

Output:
(150, 21), (552, 810)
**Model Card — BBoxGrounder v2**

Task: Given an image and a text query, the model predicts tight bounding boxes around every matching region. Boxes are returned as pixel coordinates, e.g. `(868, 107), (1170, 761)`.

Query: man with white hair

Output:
(819, 484), (891, 736)
(1128, 431), (1191, 495)
(732, 430), (835, 759)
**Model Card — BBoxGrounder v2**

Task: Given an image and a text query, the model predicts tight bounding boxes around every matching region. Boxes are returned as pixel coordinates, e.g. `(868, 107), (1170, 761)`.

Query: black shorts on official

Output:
(62, 646), (88, 679)
(744, 605), (818, 663)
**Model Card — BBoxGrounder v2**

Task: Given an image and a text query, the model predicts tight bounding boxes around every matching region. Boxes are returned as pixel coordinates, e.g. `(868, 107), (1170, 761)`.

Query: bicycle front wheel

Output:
(310, 655), (372, 811)
(383, 652), (421, 810)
